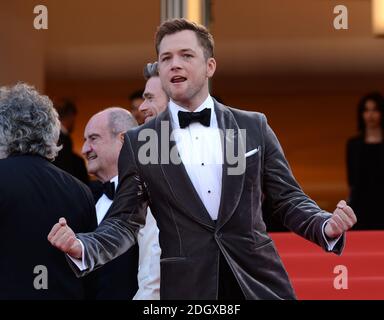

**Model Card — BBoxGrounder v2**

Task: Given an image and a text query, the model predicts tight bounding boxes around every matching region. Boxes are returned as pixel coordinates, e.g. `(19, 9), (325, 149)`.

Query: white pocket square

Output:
(245, 146), (260, 158)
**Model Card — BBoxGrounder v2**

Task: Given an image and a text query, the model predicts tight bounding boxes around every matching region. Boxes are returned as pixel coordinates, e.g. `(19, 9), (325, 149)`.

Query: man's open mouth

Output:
(171, 76), (187, 83)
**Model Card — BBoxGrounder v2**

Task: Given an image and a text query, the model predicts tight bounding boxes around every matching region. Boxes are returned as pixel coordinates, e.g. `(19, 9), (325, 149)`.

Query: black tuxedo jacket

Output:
(87, 181), (139, 300)
(76, 101), (344, 299)
(0, 155), (97, 299)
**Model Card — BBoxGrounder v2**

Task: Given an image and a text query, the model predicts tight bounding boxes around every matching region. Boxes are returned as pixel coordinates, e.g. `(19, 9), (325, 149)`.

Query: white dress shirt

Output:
(169, 95), (222, 220)
(133, 208), (161, 300)
(95, 176), (160, 300)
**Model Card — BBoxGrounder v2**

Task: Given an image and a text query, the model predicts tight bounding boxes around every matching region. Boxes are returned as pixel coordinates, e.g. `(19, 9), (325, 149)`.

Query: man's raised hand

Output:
(48, 217), (82, 259)
(325, 200), (357, 239)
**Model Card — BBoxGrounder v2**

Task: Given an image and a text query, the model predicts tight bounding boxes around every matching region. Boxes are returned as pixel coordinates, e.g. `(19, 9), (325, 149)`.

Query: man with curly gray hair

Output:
(0, 83), (97, 299)
(0, 83), (61, 160)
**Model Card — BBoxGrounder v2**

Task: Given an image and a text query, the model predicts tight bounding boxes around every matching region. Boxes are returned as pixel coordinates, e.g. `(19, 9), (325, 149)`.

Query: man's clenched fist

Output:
(48, 217), (82, 259)
(325, 200), (357, 239)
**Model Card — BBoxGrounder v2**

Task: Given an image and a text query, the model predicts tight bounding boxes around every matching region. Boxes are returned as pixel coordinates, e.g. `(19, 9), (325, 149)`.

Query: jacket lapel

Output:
(156, 109), (215, 229)
(214, 102), (246, 230)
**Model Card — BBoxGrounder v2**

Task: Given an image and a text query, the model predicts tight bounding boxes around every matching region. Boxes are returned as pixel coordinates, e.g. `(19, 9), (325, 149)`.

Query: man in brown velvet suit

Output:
(49, 19), (356, 300)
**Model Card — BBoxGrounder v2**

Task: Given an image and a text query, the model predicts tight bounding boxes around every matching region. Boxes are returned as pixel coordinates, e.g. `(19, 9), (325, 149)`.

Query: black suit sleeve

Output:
(260, 114), (344, 253)
(73, 131), (149, 276)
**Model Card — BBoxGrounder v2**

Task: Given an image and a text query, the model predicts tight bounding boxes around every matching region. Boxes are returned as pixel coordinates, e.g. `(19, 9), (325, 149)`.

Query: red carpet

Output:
(270, 231), (384, 300)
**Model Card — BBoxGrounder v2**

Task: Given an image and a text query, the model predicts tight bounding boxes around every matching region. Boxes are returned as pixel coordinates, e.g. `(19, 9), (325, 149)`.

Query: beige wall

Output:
(2, 0), (384, 212)
(0, 0), (45, 90)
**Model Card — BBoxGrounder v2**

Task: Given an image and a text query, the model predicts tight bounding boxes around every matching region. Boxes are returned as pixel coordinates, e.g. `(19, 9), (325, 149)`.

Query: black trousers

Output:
(218, 253), (245, 300)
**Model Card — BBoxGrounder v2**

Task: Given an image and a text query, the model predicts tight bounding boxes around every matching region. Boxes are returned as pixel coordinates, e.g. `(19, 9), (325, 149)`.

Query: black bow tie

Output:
(178, 108), (211, 129)
(102, 181), (115, 200)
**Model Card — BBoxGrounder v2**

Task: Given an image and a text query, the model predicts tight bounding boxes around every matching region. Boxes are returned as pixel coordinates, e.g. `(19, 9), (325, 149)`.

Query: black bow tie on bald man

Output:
(102, 181), (115, 200)
(178, 108), (211, 129)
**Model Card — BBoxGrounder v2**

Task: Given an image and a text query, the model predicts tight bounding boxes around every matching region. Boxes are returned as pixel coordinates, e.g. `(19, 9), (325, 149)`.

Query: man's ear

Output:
(119, 132), (125, 143)
(206, 57), (216, 78)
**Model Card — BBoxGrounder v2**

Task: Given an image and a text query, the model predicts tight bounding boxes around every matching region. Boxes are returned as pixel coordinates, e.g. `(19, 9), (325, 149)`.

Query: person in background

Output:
(0, 83), (96, 299)
(53, 99), (89, 185)
(128, 90), (145, 125)
(82, 107), (160, 299)
(347, 92), (384, 230)
(139, 61), (169, 123)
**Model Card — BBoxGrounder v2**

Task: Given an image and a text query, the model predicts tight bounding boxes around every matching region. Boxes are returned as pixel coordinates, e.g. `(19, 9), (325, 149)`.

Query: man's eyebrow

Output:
(180, 48), (195, 53)
(160, 48), (196, 57)
(86, 133), (100, 140)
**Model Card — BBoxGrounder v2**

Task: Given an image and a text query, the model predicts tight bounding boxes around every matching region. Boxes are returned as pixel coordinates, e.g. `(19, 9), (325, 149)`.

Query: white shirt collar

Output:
(169, 95), (215, 129)
(110, 175), (118, 189)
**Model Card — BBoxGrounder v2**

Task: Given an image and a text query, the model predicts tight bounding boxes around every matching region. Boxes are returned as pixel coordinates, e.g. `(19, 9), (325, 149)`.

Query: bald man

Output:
(81, 107), (160, 299)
